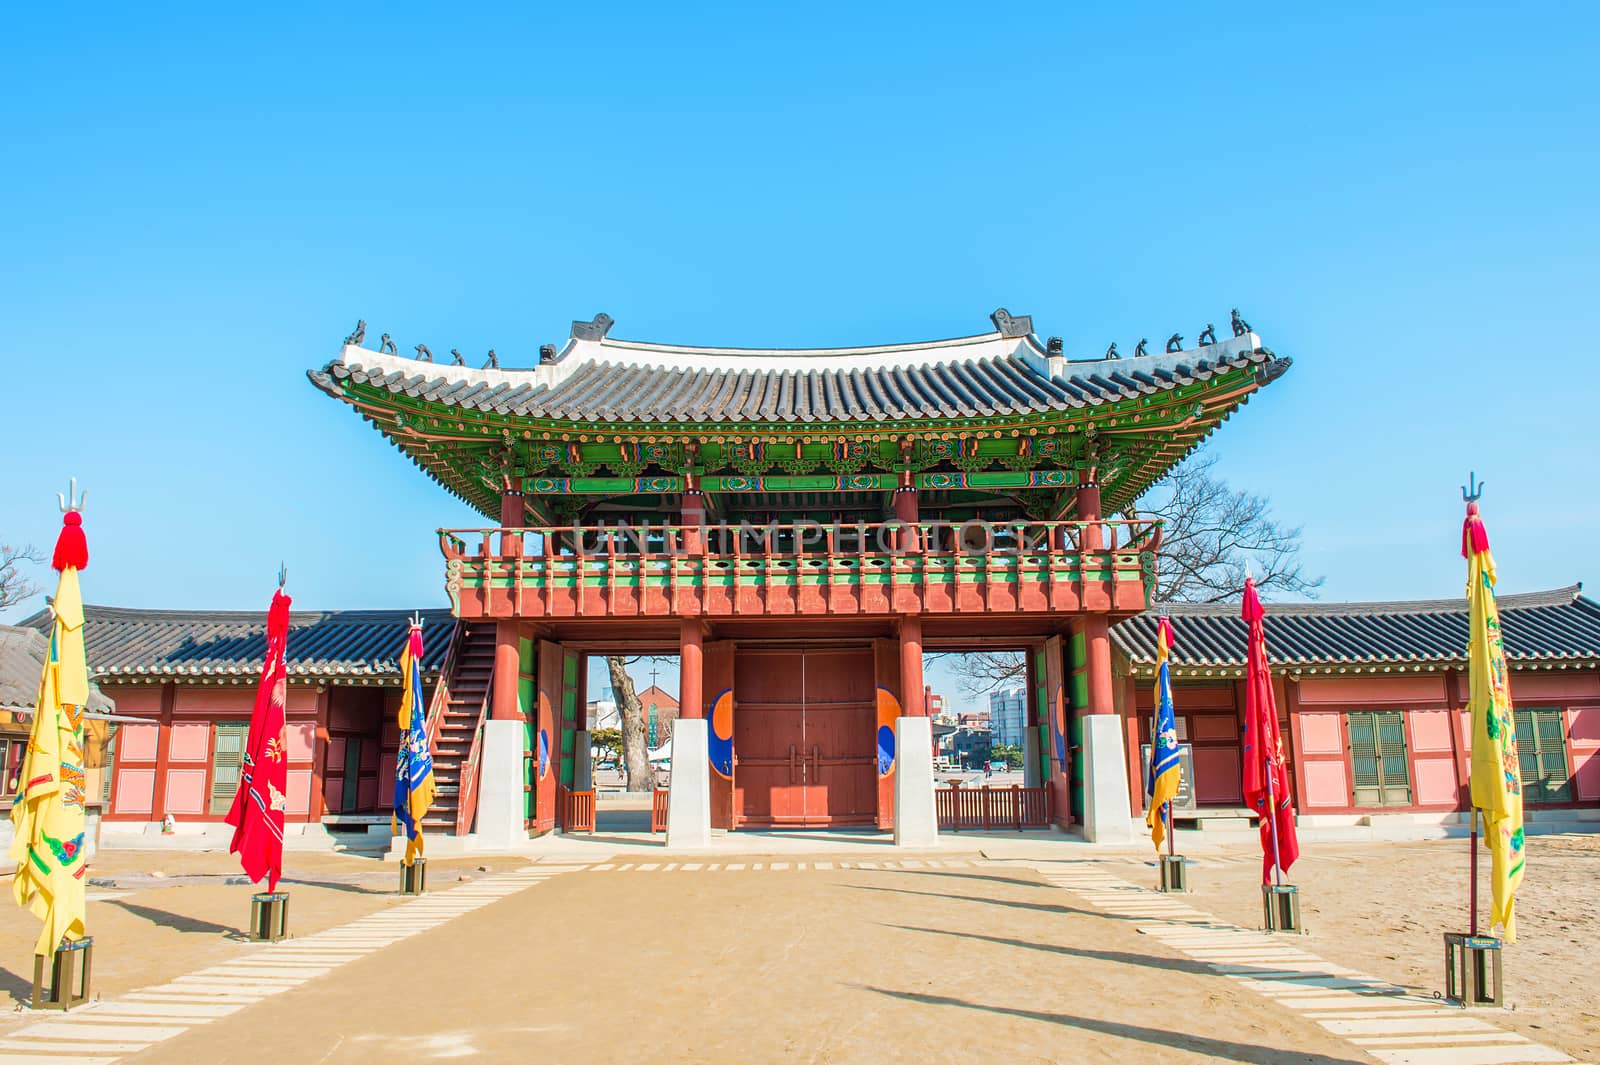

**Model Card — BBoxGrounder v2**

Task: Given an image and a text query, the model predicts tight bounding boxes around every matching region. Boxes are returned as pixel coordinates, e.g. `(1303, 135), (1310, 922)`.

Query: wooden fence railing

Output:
(558, 785), (596, 834)
(935, 783), (1052, 831)
(650, 788), (670, 833)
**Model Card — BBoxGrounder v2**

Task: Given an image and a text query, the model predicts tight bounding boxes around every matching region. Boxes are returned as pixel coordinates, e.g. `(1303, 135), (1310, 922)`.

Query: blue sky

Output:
(3, 5), (1597, 707)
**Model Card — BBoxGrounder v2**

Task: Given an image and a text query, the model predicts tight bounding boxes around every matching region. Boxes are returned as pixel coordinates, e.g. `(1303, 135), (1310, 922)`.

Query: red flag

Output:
(1242, 578), (1300, 883)
(225, 589), (291, 892)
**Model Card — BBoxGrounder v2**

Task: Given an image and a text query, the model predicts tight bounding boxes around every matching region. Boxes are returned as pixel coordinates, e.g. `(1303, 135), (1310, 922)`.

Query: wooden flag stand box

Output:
(1158, 854), (1188, 892)
(400, 859), (427, 895)
(1444, 933), (1503, 1007)
(31, 937), (93, 1011)
(250, 892), (290, 942)
(1262, 884), (1303, 933)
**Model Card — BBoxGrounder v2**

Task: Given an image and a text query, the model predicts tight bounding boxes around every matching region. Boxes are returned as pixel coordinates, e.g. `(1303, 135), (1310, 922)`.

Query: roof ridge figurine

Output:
(1198, 323), (1216, 346)
(380, 333), (397, 354)
(450, 348), (465, 366)
(570, 313), (615, 341)
(1104, 342), (1119, 360)
(1166, 333), (1183, 353)
(989, 308), (1034, 338)
(1231, 308), (1252, 337)
(1134, 338), (1149, 357)
(415, 344), (433, 362)
(343, 319), (366, 347)
(485, 349), (499, 369)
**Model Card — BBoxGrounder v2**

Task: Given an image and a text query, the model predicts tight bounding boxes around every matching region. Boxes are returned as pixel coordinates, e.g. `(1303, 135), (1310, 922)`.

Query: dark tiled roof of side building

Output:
(16, 606), (456, 683)
(1112, 584), (1600, 674)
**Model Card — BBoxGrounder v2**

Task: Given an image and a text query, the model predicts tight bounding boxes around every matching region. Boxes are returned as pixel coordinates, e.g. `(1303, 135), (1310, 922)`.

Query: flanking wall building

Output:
(17, 587), (1599, 847)
(10, 309), (1596, 848)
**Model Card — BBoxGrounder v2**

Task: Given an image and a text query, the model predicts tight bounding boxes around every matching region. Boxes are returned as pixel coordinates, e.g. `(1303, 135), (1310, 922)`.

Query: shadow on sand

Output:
(856, 985), (1369, 1065)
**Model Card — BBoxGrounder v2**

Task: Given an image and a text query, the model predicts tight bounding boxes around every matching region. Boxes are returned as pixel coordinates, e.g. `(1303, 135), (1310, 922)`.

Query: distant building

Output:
(637, 685), (679, 748)
(938, 725), (993, 768)
(989, 687), (1026, 747)
(586, 699), (620, 730)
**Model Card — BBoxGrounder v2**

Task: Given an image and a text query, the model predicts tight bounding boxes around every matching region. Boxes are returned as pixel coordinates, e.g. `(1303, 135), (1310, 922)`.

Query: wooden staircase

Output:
(422, 621), (496, 834)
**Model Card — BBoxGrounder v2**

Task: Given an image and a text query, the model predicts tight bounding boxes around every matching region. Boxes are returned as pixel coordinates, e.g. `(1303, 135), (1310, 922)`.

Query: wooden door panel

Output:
(733, 649), (806, 826)
(805, 702), (877, 824)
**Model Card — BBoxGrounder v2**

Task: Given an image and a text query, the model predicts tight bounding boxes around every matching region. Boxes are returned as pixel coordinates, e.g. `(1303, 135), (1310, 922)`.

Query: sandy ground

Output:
(130, 852), (1372, 1065)
(1161, 833), (1600, 1061)
(0, 850), (528, 1017)
(0, 838), (1592, 1063)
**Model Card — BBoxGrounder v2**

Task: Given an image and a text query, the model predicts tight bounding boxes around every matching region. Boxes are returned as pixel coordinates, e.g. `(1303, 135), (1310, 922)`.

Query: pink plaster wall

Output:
(1574, 749), (1600, 802)
(1298, 713), (1344, 755)
(1409, 710), (1454, 752)
(168, 722), (211, 762)
(1569, 707), (1600, 744)
(164, 769), (207, 815)
(1298, 676), (1444, 705)
(115, 769), (155, 814)
(1414, 758), (1459, 805)
(285, 770), (312, 816)
(286, 721), (315, 761)
(1303, 760), (1348, 807)
(118, 724), (159, 761)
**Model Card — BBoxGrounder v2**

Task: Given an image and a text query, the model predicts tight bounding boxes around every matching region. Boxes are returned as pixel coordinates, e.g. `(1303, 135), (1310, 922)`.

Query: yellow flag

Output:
(1464, 501), (1524, 942)
(10, 566), (91, 956)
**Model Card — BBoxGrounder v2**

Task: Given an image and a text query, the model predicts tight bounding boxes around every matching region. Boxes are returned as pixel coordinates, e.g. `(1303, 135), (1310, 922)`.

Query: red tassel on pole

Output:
(52, 511), (89, 572)
(1461, 501), (1490, 558)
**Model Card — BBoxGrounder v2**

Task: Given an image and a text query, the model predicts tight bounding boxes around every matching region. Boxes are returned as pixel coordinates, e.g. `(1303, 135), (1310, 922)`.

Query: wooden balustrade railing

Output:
(440, 518), (1161, 563)
(438, 518), (1160, 618)
(935, 782), (1052, 831)
(422, 620), (463, 750)
(650, 788), (670, 833)
(452, 683), (492, 836)
(557, 785), (596, 834)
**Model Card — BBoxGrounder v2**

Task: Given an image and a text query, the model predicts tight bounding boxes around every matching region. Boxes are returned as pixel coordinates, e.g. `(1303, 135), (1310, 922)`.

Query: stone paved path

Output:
(1033, 862), (1585, 1065)
(0, 863), (590, 1064)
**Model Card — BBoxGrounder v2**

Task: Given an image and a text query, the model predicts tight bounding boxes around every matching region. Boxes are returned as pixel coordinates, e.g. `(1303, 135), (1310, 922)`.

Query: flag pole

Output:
(1469, 808), (1479, 935)
(1462, 475), (1480, 939)
(1265, 750), (1282, 888)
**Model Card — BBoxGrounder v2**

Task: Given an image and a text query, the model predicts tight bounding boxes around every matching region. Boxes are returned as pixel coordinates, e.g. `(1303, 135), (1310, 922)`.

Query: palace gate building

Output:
(304, 308), (1290, 846)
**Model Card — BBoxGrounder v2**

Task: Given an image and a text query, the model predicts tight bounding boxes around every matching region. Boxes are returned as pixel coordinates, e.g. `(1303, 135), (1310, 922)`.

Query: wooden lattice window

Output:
(1515, 708), (1572, 804)
(209, 721), (250, 815)
(1348, 711), (1411, 806)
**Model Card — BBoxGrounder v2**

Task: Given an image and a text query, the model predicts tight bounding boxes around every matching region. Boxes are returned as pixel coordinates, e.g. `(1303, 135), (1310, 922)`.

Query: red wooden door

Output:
(732, 648), (875, 828)
(803, 649), (877, 826)
(733, 651), (806, 826)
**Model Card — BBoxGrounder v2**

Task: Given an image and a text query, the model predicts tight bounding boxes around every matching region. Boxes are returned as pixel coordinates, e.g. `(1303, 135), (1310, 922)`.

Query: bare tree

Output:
(606, 655), (652, 793)
(1136, 451), (1322, 604)
(1, 543), (44, 611)
(948, 451), (1321, 693)
(605, 654), (676, 793)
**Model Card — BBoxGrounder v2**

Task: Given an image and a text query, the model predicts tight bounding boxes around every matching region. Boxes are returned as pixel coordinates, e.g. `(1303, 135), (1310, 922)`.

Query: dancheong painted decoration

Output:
(307, 307), (1293, 838)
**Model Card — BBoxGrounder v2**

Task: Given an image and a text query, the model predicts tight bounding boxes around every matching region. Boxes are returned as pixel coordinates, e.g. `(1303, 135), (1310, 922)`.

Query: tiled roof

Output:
(1112, 585), (1600, 672)
(1, 625), (116, 712)
(15, 606), (456, 683)
(311, 327), (1288, 424)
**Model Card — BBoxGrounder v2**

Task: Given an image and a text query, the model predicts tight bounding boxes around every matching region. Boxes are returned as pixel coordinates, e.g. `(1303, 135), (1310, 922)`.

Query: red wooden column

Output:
(898, 616), (925, 717)
(1076, 478), (1105, 553)
(893, 483), (919, 548)
(1074, 474), (1114, 714)
(679, 620), (705, 720)
(682, 484), (707, 554)
(1079, 616), (1115, 715)
(491, 487), (526, 721)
